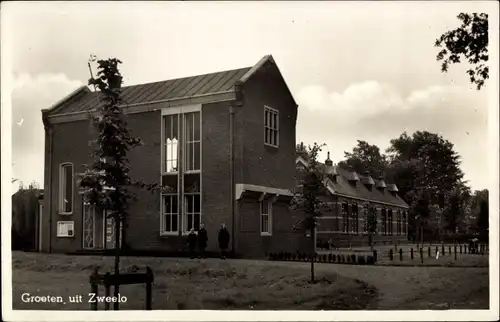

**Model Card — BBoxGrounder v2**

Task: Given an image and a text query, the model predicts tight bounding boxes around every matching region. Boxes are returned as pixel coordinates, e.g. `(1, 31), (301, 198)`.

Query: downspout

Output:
(42, 111), (53, 253)
(230, 81), (243, 254)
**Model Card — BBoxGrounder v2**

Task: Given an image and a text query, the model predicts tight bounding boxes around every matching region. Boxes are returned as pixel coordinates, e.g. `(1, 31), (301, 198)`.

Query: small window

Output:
(161, 194), (179, 234)
(57, 221), (74, 237)
(260, 199), (272, 235)
(184, 193), (201, 232)
(264, 106), (279, 147)
(59, 163), (74, 214)
(341, 203), (348, 233)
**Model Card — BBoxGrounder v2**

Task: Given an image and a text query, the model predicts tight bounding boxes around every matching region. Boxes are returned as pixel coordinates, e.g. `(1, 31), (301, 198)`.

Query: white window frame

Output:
(363, 207), (369, 234)
(160, 105), (203, 237)
(341, 202), (349, 233)
(57, 221), (74, 237)
(184, 111), (201, 174)
(381, 208), (387, 236)
(161, 114), (180, 175)
(58, 163), (74, 215)
(260, 198), (272, 236)
(350, 203), (358, 234)
(396, 210), (402, 236)
(264, 105), (279, 148)
(161, 194), (179, 235)
(183, 193), (201, 233)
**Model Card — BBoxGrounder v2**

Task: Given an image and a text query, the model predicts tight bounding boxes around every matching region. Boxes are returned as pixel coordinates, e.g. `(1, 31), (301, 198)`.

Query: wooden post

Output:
(420, 248), (423, 264)
(454, 245), (457, 260)
(373, 250), (377, 263)
(460, 245), (462, 254)
(399, 248), (403, 261)
(435, 246), (438, 256)
(410, 248), (414, 260)
(442, 244), (445, 255)
(448, 246), (451, 255)
(146, 267), (153, 310)
(428, 247), (431, 257)
(465, 244), (467, 254)
(389, 249), (393, 261)
(90, 268), (98, 311)
(104, 273), (111, 311)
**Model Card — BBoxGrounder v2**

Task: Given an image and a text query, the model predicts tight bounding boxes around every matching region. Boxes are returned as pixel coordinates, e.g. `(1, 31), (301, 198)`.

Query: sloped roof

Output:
(49, 67), (251, 115)
(298, 157), (409, 208)
(329, 166), (408, 208)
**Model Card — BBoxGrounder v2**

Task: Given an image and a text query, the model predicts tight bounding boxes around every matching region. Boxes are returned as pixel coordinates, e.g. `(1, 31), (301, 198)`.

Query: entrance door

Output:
(83, 204), (105, 249)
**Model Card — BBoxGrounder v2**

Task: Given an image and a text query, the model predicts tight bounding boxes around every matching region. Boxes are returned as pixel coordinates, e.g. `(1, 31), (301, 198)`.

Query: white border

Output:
(1, 2), (499, 322)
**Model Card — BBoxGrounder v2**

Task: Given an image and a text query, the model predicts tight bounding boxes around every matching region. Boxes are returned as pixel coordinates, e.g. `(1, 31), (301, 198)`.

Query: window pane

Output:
(194, 214), (200, 231)
(194, 194), (201, 213)
(186, 113), (194, 142)
(193, 142), (201, 170)
(265, 110), (269, 127)
(164, 215), (172, 231)
(172, 214), (178, 231)
(193, 112), (200, 141)
(172, 115), (178, 140)
(64, 165), (73, 212)
(185, 142), (193, 171)
(273, 130), (278, 146)
(187, 214), (193, 230)
(186, 195), (193, 213)
(273, 113), (278, 129)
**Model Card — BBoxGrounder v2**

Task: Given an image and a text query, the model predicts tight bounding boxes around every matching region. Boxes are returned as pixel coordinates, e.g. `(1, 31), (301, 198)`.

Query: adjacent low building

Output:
(295, 143), (410, 249)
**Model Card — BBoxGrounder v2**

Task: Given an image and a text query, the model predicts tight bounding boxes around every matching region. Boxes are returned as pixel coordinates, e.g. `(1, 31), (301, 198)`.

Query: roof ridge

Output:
(121, 66), (252, 89)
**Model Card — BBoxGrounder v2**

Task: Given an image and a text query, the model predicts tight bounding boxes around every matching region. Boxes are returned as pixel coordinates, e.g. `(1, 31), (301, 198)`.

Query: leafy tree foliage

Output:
(443, 183), (471, 234)
(79, 58), (143, 250)
(340, 131), (467, 241)
(338, 140), (388, 176)
(474, 189), (489, 240)
(435, 13), (489, 90)
(291, 142), (327, 282)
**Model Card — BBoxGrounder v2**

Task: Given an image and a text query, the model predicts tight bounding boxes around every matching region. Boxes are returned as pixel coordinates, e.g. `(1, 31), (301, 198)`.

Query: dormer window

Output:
(375, 176), (387, 190)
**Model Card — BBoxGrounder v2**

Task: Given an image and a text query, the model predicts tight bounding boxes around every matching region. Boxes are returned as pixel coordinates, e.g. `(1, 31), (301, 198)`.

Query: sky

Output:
(2, 1), (498, 192)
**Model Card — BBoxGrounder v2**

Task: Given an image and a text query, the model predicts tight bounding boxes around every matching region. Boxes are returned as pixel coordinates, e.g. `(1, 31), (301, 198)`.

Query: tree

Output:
(476, 190), (489, 241)
(443, 183), (471, 236)
(79, 57), (142, 309)
(435, 13), (489, 90)
(338, 140), (388, 176)
(386, 131), (465, 241)
(290, 142), (327, 283)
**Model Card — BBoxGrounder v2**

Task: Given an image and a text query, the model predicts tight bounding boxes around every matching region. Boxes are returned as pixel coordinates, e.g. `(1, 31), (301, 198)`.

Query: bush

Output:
(351, 254), (356, 263)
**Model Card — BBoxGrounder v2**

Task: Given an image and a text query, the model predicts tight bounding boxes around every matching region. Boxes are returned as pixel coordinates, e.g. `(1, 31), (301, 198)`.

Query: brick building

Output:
(295, 143), (410, 249)
(40, 55), (307, 257)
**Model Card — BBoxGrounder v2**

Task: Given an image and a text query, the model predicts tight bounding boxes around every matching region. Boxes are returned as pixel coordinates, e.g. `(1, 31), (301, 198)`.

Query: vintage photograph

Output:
(1, 1), (498, 320)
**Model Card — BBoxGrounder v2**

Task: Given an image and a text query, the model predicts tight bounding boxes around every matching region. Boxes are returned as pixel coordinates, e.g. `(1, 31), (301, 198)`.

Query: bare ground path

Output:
(240, 259), (489, 309)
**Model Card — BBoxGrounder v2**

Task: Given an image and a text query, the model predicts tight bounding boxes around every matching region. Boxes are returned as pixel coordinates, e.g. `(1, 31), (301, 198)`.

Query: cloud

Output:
(296, 81), (488, 190)
(11, 73), (83, 187)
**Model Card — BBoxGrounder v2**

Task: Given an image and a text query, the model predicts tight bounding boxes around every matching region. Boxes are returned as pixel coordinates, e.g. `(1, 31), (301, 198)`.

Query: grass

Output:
(11, 251), (377, 310)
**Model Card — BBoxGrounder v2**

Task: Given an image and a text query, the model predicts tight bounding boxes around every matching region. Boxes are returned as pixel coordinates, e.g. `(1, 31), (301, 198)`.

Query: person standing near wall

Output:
(218, 223), (230, 259)
(198, 223), (208, 259)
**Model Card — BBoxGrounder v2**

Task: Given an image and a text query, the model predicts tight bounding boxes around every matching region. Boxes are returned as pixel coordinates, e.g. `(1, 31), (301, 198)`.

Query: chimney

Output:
(347, 165), (359, 182)
(325, 152), (333, 166)
(375, 175), (387, 190)
(362, 171), (375, 188)
(296, 142), (308, 159)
